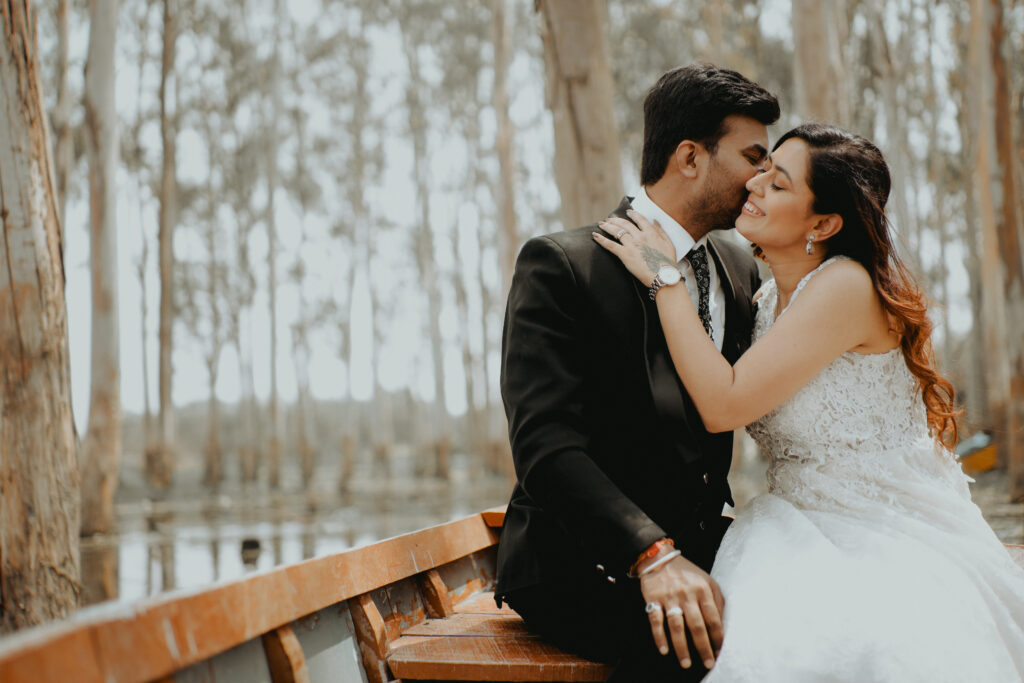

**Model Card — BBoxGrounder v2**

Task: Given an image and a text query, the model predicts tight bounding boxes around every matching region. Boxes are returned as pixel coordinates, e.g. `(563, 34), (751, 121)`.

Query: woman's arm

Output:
(594, 213), (879, 432)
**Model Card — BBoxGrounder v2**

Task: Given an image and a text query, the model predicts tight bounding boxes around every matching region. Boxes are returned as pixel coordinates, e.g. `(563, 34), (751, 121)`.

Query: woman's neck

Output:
(766, 251), (825, 308)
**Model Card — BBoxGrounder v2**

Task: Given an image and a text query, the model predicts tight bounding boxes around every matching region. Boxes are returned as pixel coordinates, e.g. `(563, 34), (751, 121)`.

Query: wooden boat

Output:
(1, 507), (1022, 683)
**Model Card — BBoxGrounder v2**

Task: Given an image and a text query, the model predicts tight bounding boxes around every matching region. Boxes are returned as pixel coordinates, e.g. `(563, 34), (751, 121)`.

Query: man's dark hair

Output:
(641, 64), (780, 185)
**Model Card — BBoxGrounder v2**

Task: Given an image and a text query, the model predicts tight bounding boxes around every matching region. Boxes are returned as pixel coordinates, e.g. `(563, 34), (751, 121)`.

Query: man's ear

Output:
(814, 214), (843, 241)
(672, 140), (701, 179)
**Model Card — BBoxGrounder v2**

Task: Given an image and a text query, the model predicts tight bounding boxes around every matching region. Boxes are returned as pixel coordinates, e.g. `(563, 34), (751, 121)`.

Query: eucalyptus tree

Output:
(536, 0), (623, 230)
(392, 0), (455, 477)
(80, 0), (122, 536)
(150, 0), (181, 489)
(217, 0), (265, 484)
(966, 0), (1024, 498)
(53, 0), (74, 232)
(0, 0), (80, 632)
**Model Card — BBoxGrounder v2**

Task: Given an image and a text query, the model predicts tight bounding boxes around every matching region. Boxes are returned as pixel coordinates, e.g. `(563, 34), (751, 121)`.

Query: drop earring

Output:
(805, 234), (815, 255)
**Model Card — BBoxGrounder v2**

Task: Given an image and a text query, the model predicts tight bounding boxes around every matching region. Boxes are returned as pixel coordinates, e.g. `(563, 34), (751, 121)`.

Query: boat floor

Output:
(388, 591), (609, 682)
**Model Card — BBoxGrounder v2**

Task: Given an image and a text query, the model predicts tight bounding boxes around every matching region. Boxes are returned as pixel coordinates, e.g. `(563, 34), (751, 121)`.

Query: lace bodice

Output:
(744, 257), (968, 512)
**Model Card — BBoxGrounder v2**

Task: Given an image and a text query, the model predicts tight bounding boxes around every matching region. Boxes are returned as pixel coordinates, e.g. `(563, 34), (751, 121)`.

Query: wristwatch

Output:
(648, 265), (683, 300)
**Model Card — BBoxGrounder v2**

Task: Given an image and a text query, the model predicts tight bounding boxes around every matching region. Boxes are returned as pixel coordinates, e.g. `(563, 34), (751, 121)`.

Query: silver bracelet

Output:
(637, 549), (682, 578)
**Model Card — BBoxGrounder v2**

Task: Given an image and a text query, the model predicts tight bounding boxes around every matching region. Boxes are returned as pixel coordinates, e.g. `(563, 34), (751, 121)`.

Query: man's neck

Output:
(644, 181), (710, 243)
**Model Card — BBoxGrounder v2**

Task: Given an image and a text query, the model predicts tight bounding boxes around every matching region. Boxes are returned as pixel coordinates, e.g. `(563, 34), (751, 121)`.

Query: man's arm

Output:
(501, 235), (665, 573)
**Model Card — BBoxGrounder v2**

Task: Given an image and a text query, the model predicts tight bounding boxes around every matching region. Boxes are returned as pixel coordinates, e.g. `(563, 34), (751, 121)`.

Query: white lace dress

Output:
(705, 258), (1024, 682)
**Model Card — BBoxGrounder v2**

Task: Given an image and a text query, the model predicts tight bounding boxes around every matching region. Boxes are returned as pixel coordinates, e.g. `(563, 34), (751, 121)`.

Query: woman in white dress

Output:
(594, 123), (1024, 682)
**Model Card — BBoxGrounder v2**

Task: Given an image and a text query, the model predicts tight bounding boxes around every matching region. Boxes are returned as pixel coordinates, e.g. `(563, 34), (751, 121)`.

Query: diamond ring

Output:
(645, 601), (662, 614)
(665, 606), (684, 617)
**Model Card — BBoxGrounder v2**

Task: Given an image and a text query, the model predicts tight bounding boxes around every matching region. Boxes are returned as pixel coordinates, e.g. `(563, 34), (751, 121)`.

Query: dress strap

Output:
(777, 256), (851, 319)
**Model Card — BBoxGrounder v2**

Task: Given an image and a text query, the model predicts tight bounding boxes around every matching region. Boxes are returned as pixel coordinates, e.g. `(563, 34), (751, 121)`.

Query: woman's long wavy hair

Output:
(776, 123), (959, 445)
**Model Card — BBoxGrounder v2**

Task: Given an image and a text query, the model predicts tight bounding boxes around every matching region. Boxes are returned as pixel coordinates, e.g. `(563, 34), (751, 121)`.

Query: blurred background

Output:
(31, 0), (1024, 607)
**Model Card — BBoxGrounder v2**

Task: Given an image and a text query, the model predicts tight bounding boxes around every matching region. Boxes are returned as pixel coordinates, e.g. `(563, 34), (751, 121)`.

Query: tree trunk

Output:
(151, 0), (177, 489)
(81, 0), (122, 537)
(537, 0), (623, 229)
(868, 3), (914, 250)
(236, 314), (258, 483)
(53, 0), (72, 234)
(265, 0), (283, 490)
(968, 0), (1024, 498)
(202, 121), (222, 488)
(492, 0), (518, 298)
(401, 32), (450, 478)
(0, 0), (81, 632)
(792, 0), (847, 125)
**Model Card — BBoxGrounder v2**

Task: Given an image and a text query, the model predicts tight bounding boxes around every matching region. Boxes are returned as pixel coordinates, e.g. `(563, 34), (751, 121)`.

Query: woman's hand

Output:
(593, 210), (678, 286)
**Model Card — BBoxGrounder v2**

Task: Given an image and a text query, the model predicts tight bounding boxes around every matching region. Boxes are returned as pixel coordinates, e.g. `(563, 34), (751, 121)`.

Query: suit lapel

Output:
(607, 199), (755, 462)
(607, 197), (702, 462)
(707, 236), (754, 365)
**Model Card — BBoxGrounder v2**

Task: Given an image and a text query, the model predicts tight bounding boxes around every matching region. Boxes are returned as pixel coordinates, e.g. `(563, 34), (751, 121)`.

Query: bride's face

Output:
(735, 138), (821, 253)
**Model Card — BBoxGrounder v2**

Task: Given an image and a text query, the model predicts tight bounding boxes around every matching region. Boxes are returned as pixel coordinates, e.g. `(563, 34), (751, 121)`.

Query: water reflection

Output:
(80, 471), (511, 607)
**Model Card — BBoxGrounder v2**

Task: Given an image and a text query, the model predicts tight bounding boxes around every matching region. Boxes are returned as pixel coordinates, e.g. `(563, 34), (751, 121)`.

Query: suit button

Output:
(606, 576), (616, 584)
(595, 564), (605, 573)
(703, 472), (709, 484)
(699, 520), (707, 531)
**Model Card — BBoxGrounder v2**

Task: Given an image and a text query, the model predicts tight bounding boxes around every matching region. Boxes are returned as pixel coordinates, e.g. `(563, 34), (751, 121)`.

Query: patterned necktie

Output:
(686, 244), (713, 341)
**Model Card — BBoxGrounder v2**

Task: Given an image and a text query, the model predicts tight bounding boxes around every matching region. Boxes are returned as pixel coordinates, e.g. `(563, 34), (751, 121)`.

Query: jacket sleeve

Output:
(501, 235), (667, 572)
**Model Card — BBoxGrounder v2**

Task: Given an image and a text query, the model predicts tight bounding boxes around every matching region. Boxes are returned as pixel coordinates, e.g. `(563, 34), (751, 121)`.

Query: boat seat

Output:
(387, 590), (611, 682)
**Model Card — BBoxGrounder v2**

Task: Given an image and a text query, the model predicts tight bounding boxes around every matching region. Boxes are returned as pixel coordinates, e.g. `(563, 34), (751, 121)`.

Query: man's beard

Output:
(693, 161), (747, 233)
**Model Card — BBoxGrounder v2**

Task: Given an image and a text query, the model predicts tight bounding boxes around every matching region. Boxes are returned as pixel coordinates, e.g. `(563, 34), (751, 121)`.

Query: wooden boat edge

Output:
(0, 507), (505, 683)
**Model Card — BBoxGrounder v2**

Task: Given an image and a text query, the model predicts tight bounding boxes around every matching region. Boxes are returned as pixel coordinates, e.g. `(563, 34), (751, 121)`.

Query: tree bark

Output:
(53, 0), (72, 235)
(792, 0), (848, 124)
(492, 0), (518, 298)
(265, 0), (283, 490)
(80, 0), (122, 537)
(968, 0), (1024, 499)
(537, 0), (623, 229)
(150, 0), (177, 489)
(401, 31), (450, 478)
(201, 117), (222, 488)
(0, 0), (81, 632)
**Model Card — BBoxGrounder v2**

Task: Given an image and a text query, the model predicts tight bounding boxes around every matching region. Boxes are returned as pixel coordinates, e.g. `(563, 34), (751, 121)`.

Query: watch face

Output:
(658, 265), (681, 285)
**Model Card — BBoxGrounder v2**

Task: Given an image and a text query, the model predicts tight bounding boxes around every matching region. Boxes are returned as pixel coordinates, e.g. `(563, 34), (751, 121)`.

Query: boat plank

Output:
(403, 613), (533, 638)
(262, 624), (310, 683)
(387, 634), (609, 682)
(172, 638), (273, 683)
(0, 512), (497, 683)
(480, 506), (507, 528)
(289, 603), (366, 683)
(453, 592), (515, 615)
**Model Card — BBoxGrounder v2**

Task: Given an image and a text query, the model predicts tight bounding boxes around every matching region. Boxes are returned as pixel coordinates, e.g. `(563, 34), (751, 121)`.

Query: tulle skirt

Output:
(704, 492), (1024, 682)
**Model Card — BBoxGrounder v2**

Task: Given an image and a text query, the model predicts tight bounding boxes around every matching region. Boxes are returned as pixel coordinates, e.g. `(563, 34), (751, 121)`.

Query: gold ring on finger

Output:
(665, 606), (684, 617)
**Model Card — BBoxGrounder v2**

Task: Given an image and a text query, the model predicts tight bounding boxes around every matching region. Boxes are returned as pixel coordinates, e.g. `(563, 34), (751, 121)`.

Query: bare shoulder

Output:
(802, 258), (875, 308)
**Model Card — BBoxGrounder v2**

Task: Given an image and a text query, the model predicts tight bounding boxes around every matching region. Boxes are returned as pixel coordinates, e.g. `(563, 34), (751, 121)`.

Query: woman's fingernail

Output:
(681, 658), (691, 669)
(705, 659), (715, 669)
(659, 646), (669, 655)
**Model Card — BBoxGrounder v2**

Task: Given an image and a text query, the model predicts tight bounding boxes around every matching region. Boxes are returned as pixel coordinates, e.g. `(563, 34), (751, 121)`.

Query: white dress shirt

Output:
(630, 188), (726, 350)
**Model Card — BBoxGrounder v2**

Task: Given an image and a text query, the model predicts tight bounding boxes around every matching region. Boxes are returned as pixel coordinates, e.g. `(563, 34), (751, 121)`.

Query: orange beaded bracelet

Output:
(628, 537), (675, 576)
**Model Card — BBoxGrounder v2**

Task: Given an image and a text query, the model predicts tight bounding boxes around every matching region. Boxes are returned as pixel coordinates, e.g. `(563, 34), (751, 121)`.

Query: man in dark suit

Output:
(495, 65), (780, 681)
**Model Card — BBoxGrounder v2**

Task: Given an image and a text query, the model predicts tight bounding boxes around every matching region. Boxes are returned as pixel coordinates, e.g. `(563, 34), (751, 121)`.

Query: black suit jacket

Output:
(495, 197), (761, 598)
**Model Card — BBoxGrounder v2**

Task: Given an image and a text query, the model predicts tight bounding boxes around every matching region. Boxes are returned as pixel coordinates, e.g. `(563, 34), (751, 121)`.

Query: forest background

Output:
(2, 0), (1023, 631)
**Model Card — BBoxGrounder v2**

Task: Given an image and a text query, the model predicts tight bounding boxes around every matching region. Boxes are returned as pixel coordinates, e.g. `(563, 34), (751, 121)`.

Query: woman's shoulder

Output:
(798, 256), (876, 310)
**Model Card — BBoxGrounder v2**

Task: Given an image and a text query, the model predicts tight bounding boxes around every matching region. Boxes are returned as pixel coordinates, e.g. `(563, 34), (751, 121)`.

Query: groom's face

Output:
(696, 115), (769, 232)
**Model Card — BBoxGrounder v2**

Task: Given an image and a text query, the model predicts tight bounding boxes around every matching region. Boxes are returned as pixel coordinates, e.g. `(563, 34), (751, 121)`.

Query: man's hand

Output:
(640, 553), (725, 670)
